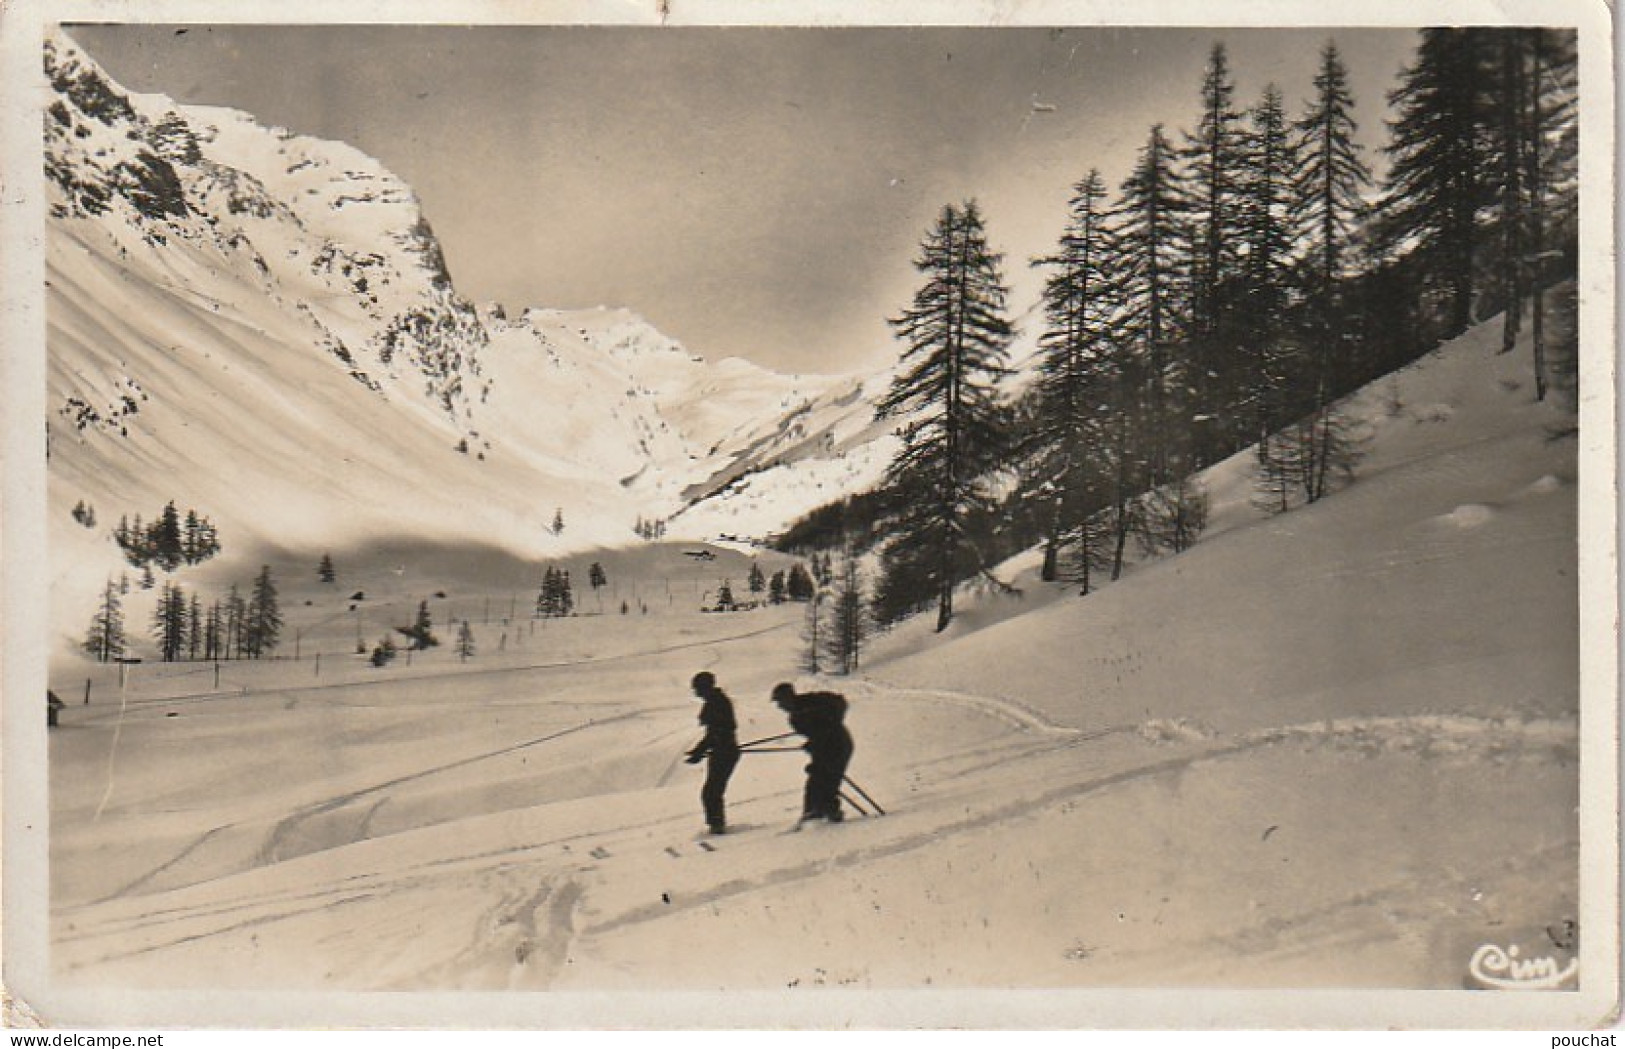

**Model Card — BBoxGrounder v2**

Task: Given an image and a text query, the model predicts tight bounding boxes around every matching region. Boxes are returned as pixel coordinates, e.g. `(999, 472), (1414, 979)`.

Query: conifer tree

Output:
(243, 565), (282, 658)
(1115, 125), (1206, 556)
(204, 599), (223, 662)
(715, 579), (736, 611)
(1182, 44), (1248, 443)
(1522, 29), (1578, 399)
(747, 561), (766, 596)
(413, 600), (438, 648)
(800, 593), (825, 674)
(1030, 169), (1118, 583)
(1114, 125), (1190, 489)
(192, 514), (220, 563)
(824, 553), (869, 675)
(769, 570), (787, 605)
(786, 562), (816, 603)
(224, 584), (246, 659)
(151, 501), (184, 572)
(1281, 41), (1372, 505)
(1382, 28), (1494, 338)
(187, 592), (203, 661)
(82, 579), (127, 662)
(874, 200), (1014, 631)
(1239, 84), (1298, 418)
(456, 619), (476, 662)
(152, 582), (188, 662)
(181, 509), (203, 564)
(537, 567), (574, 617)
(371, 636), (398, 667)
(1295, 42), (1371, 333)
(318, 553), (337, 583)
(1484, 29), (1577, 399)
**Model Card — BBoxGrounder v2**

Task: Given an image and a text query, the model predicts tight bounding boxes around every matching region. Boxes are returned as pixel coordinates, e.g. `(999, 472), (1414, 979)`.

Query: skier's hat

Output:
(691, 671), (716, 691)
(771, 682), (797, 706)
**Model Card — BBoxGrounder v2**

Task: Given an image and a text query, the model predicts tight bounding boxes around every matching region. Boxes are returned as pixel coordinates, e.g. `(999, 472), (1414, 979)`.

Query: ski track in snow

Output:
(252, 710), (653, 866)
(53, 701), (1574, 987)
(64, 617), (798, 907)
(853, 681), (1086, 739)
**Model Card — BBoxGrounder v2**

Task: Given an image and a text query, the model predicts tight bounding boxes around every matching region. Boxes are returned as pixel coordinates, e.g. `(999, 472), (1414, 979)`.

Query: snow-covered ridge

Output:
(45, 28), (906, 652)
(44, 28), (879, 535)
(45, 32), (487, 426)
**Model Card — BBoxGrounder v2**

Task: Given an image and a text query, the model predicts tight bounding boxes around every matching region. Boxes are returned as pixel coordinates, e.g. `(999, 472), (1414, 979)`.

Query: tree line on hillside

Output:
(83, 565), (282, 663)
(779, 29), (1578, 635)
(114, 500), (221, 572)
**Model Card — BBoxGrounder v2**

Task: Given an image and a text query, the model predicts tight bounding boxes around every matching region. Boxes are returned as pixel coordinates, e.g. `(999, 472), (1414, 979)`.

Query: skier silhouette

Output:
(771, 681), (854, 822)
(684, 671), (740, 834)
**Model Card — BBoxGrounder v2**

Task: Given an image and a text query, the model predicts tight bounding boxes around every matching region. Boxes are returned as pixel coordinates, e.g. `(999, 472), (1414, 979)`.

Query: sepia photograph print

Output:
(1, 0), (1617, 1032)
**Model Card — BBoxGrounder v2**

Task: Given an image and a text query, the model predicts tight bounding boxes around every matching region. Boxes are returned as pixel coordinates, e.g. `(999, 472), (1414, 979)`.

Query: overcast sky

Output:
(66, 23), (1419, 375)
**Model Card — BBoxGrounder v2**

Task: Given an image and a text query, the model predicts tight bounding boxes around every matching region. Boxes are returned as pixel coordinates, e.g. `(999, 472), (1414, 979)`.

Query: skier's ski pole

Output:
(738, 730), (798, 749)
(738, 745), (803, 754)
(656, 740), (700, 788)
(837, 789), (872, 817)
(843, 775), (886, 815)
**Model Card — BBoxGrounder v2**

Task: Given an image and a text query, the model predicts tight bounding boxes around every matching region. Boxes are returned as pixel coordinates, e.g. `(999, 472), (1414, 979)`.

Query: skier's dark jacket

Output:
(687, 686), (739, 761)
(788, 691), (850, 758)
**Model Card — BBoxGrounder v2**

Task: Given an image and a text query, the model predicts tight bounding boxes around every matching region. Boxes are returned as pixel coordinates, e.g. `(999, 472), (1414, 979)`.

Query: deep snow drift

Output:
(47, 299), (1585, 1005)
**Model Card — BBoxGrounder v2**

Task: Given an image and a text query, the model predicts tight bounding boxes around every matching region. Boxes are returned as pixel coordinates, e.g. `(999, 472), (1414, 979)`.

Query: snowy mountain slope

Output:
(474, 305), (840, 501)
(664, 369), (903, 540)
(43, 30), (866, 651)
(43, 297), (1594, 1013)
(46, 33), (487, 430)
(663, 310), (1043, 541)
(867, 289), (1581, 730)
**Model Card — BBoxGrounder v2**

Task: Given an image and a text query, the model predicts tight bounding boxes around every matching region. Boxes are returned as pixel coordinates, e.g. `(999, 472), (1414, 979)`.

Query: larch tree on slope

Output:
(1244, 80), (1312, 512)
(152, 581), (188, 662)
(874, 200), (1014, 632)
(242, 565), (282, 659)
(1384, 28), (1577, 392)
(223, 584), (245, 659)
(824, 551), (870, 675)
(1181, 43), (1250, 456)
(1274, 42), (1372, 508)
(82, 579), (127, 662)
(1382, 28), (1494, 340)
(1029, 169), (1120, 590)
(1114, 125), (1208, 558)
(1485, 29), (1578, 401)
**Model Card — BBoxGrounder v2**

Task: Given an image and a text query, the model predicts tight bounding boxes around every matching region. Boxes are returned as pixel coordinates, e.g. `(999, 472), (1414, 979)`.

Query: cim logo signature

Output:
(1468, 940), (1579, 991)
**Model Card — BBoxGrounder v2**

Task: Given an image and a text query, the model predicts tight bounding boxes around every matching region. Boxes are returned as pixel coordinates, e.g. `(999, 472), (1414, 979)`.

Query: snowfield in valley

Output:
(49, 303), (1581, 995)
